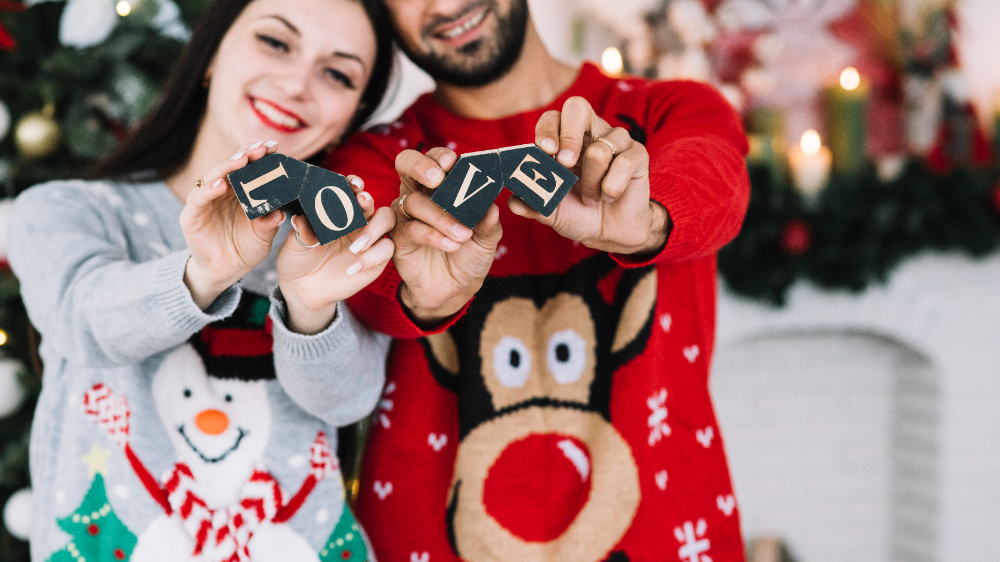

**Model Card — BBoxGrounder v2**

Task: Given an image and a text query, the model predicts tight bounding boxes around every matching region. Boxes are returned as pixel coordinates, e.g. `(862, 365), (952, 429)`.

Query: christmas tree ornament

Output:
(2, 487), (31, 541)
(779, 218), (812, 256)
(0, 357), (26, 418)
(0, 99), (10, 140)
(15, 109), (61, 159)
(48, 475), (136, 560)
(58, 0), (118, 48)
(0, 0), (26, 51)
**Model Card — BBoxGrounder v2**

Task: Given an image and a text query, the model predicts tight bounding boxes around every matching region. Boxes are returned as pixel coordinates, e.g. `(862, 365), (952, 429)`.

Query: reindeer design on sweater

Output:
(420, 254), (658, 562)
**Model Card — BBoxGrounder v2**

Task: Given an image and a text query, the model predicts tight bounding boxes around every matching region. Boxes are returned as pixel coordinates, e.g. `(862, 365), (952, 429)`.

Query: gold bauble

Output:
(15, 112), (61, 159)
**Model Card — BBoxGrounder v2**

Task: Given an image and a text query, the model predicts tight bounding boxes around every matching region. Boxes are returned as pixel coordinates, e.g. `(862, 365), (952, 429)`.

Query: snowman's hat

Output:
(190, 293), (275, 381)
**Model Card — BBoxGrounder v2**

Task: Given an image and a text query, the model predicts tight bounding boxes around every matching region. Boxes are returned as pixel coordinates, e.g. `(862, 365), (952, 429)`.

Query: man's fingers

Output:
(394, 191), (472, 242)
(556, 97), (612, 168)
(425, 147), (458, 172)
(579, 127), (634, 205)
(395, 149), (451, 192)
(471, 203), (504, 245)
(602, 144), (649, 202)
(391, 217), (462, 253)
(535, 110), (563, 155)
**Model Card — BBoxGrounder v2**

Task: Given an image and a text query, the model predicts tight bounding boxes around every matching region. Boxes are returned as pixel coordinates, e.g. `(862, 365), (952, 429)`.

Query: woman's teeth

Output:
(253, 100), (302, 129)
(440, 9), (487, 39)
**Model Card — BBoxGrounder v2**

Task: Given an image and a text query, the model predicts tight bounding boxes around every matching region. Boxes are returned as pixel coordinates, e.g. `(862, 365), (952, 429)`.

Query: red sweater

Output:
(325, 62), (750, 562)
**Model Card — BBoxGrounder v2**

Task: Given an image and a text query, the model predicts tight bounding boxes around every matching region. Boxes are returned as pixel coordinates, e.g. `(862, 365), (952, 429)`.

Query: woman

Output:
(9, 0), (396, 559)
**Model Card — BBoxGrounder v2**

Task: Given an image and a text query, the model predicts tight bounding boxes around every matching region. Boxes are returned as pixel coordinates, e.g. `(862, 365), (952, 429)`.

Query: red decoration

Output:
(780, 219), (812, 256)
(0, 0), (25, 52)
(87, 523), (100, 535)
(114, 548), (126, 560)
(341, 550), (352, 560)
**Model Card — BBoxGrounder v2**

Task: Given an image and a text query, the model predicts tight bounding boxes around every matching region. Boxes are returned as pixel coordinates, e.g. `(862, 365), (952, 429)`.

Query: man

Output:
(324, 1), (750, 560)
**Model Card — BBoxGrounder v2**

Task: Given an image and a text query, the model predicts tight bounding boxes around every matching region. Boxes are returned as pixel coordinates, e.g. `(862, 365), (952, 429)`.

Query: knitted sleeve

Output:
(8, 181), (241, 368)
(269, 298), (390, 427)
(612, 80), (750, 267)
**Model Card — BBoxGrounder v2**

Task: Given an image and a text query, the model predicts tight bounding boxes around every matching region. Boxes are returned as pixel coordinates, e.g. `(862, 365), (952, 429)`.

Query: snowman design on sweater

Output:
(77, 295), (367, 562)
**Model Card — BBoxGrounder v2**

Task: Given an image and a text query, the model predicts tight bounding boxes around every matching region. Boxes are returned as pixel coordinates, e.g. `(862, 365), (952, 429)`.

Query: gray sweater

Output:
(9, 179), (388, 562)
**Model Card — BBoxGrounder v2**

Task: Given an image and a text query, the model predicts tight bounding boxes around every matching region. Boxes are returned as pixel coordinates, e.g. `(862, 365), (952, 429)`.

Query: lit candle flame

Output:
(801, 130), (821, 155)
(116, 1), (131, 16)
(840, 67), (861, 91)
(602, 47), (624, 76)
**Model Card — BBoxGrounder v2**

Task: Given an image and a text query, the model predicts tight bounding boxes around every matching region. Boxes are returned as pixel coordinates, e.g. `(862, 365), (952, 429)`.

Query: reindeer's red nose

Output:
(482, 434), (591, 542)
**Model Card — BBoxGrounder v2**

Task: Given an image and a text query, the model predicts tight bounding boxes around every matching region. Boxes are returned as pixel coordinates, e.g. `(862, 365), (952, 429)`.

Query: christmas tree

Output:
(318, 506), (370, 562)
(0, 0), (208, 559)
(48, 474), (137, 562)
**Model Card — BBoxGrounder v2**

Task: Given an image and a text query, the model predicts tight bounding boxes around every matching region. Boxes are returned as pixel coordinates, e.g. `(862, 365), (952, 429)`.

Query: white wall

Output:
(955, 0), (1000, 129)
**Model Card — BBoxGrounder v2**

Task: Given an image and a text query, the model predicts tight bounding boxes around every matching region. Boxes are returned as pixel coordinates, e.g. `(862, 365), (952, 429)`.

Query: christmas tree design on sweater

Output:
(48, 474), (136, 562)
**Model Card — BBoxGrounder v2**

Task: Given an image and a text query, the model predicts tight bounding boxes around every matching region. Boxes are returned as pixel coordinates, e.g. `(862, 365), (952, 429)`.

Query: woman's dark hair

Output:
(87, 0), (394, 180)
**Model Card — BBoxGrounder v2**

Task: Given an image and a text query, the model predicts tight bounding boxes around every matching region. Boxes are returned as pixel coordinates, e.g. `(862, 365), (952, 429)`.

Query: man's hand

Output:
(509, 96), (670, 257)
(390, 147), (503, 327)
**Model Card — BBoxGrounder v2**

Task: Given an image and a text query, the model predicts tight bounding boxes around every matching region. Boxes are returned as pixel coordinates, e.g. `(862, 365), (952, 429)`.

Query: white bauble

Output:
(0, 100), (10, 141)
(0, 357), (27, 418)
(59, 0), (118, 48)
(3, 488), (32, 541)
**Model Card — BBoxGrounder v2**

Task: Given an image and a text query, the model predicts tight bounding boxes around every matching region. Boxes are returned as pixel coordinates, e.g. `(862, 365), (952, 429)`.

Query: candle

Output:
(746, 108), (787, 182)
(602, 47), (624, 76)
(825, 67), (869, 174)
(788, 130), (832, 198)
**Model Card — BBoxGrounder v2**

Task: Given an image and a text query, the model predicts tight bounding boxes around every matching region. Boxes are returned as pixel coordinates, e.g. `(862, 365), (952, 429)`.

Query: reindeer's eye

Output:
(547, 329), (587, 384)
(493, 336), (532, 388)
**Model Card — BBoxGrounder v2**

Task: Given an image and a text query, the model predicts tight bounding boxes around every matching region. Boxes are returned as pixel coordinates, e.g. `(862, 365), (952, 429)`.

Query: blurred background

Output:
(3, 0), (1000, 560)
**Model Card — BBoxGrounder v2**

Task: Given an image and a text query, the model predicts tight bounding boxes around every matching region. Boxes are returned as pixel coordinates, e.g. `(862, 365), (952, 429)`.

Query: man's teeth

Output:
(254, 100), (302, 128)
(440, 9), (486, 39)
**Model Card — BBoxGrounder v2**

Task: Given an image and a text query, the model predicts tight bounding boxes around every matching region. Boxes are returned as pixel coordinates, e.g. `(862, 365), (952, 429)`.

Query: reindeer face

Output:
(422, 255), (657, 562)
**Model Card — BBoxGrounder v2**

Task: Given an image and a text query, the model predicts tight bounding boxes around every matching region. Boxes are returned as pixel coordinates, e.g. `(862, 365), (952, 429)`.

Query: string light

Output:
(116, 1), (131, 16)
(601, 47), (623, 76)
(801, 130), (822, 156)
(0, 330), (8, 346)
(840, 67), (861, 91)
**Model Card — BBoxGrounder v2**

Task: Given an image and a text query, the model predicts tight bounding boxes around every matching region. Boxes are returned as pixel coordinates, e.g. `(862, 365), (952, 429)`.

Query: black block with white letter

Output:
(298, 165), (367, 245)
(430, 150), (505, 229)
(500, 144), (578, 217)
(227, 153), (308, 220)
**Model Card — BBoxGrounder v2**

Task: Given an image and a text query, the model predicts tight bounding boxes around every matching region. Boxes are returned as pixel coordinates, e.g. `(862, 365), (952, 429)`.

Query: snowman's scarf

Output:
(83, 383), (337, 561)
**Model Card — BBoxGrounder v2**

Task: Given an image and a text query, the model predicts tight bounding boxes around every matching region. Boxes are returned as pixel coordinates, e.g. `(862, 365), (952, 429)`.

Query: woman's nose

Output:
(195, 409), (229, 435)
(274, 63), (312, 98)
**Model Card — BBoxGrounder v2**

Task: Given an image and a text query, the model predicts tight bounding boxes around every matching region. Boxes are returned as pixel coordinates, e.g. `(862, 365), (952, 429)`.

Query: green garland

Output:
(719, 160), (1000, 306)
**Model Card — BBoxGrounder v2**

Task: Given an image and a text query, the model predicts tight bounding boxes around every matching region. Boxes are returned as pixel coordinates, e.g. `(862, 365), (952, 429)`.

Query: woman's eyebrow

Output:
(261, 14), (300, 35)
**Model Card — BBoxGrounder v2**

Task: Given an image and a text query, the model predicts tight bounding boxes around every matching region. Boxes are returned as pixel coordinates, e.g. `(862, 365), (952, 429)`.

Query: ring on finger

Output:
(398, 193), (412, 220)
(295, 229), (321, 248)
(593, 137), (617, 158)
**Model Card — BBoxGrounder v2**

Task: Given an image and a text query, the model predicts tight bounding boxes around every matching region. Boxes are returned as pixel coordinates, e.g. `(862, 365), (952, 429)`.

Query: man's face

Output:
(384, 0), (529, 87)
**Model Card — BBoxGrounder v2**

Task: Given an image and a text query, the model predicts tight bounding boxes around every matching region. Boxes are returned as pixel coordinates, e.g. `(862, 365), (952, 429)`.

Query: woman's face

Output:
(202, 0), (377, 160)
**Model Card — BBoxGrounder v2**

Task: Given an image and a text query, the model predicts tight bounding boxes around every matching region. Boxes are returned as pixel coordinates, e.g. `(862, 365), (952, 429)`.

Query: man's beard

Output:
(397, 0), (529, 88)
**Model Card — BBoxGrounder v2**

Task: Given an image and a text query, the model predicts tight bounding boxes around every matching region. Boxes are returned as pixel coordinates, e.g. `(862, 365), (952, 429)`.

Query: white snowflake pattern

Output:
(378, 381), (396, 429)
(647, 388), (671, 446)
(674, 518), (711, 562)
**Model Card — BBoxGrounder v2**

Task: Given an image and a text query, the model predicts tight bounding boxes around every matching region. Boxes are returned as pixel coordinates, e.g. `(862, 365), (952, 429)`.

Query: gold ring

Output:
(295, 229), (321, 248)
(398, 193), (412, 219)
(194, 179), (204, 188)
(594, 137), (617, 157)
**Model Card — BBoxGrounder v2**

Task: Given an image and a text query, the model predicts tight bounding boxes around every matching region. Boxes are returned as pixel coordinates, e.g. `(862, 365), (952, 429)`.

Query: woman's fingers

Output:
(347, 237), (394, 276)
(290, 214), (320, 247)
(348, 206), (395, 255)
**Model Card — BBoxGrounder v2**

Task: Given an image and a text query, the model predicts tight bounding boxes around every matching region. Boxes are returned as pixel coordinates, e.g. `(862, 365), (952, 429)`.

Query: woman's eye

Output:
(256, 33), (288, 53)
(325, 68), (355, 90)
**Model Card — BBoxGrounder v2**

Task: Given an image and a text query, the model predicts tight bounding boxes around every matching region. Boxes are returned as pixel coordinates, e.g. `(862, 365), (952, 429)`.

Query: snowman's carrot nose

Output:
(195, 409), (230, 435)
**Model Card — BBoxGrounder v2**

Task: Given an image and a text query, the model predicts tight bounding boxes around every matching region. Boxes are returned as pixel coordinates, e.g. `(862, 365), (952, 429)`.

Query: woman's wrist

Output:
(279, 283), (339, 335)
(184, 257), (238, 310)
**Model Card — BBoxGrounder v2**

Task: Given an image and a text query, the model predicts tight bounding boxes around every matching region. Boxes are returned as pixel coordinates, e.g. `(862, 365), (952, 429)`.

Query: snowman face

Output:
(152, 346), (272, 470)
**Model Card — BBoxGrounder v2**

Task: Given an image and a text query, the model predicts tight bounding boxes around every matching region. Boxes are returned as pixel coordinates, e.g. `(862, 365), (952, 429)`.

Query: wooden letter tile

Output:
(500, 144), (578, 217)
(430, 150), (505, 229)
(227, 153), (309, 220)
(298, 165), (367, 245)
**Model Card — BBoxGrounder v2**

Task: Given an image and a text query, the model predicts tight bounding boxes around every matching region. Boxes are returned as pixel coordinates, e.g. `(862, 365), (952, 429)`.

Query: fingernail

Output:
(277, 211), (286, 223)
(249, 141), (264, 150)
(442, 238), (460, 251)
(558, 150), (574, 165)
(289, 215), (300, 232)
(441, 152), (456, 168)
(346, 261), (363, 276)
(603, 194), (615, 203)
(230, 151), (246, 161)
(349, 233), (370, 254)
(264, 140), (278, 147)
(359, 191), (372, 204)
(540, 138), (557, 152)
(425, 167), (443, 183)
(450, 223), (471, 238)
(350, 177), (364, 189)
(584, 196), (599, 207)
(211, 178), (224, 190)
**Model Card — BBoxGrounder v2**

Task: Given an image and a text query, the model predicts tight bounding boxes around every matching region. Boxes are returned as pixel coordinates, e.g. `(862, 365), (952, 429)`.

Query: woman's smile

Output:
(248, 96), (306, 132)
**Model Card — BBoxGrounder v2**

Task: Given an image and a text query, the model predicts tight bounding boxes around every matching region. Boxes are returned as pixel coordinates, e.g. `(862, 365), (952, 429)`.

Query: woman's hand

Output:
(181, 140), (285, 310)
(277, 176), (395, 335)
